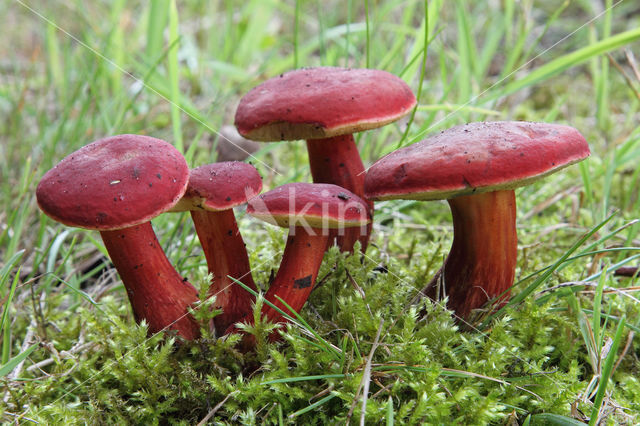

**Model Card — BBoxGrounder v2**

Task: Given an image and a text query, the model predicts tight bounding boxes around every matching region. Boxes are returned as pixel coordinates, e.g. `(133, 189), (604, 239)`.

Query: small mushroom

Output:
(170, 161), (262, 333)
(36, 134), (200, 339)
(365, 122), (590, 319)
(235, 67), (416, 253)
(229, 182), (370, 343)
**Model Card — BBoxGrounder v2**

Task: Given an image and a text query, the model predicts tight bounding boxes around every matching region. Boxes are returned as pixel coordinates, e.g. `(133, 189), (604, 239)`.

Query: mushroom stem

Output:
(100, 223), (200, 340)
(426, 190), (517, 319)
(190, 209), (257, 333)
(306, 135), (372, 252)
(224, 228), (328, 348)
(261, 228), (328, 325)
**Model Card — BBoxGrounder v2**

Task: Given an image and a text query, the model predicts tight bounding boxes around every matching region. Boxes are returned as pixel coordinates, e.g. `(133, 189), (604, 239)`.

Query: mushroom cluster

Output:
(36, 67), (590, 351)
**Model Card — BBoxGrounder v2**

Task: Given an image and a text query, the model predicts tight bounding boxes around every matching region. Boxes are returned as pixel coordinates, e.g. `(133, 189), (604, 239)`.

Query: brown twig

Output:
(614, 266), (639, 277)
(196, 391), (238, 426)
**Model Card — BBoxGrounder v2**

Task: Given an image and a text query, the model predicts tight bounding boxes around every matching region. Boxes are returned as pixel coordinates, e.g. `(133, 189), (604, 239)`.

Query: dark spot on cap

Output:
(337, 192), (350, 201)
(227, 230), (233, 236)
(156, 173), (162, 179)
(226, 196), (232, 201)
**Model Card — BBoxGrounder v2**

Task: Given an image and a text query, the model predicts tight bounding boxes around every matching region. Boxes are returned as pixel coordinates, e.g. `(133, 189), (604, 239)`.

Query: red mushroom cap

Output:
(171, 162), (262, 212)
(365, 121), (590, 201)
(36, 134), (189, 230)
(235, 67), (417, 141)
(247, 183), (371, 228)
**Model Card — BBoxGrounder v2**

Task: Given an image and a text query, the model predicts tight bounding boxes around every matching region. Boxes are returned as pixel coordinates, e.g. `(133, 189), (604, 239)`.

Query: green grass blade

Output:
(576, 302), (598, 370)
(455, 0), (474, 119)
(288, 394), (336, 418)
(589, 315), (626, 426)
(107, 0), (126, 95)
(261, 374), (348, 385)
(579, 160), (594, 209)
(228, 277), (296, 324)
(530, 413), (587, 425)
(294, 0), (300, 68)
(0, 344), (37, 377)
(235, 0), (275, 69)
(0, 250), (25, 299)
(488, 27), (640, 101)
(168, 0), (183, 153)
(595, 0), (612, 129)
(146, 0), (169, 60)
(517, 1), (570, 75)
(592, 266), (607, 353)
(364, 0), (370, 68)
(45, 20), (65, 102)
(1, 268), (20, 364)
(396, 0), (428, 149)
(580, 310), (640, 334)
(274, 295), (342, 361)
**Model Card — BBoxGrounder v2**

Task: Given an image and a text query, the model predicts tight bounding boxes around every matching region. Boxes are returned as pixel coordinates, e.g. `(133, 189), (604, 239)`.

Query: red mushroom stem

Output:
(190, 209), (257, 333)
(225, 227), (328, 349)
(425, 190), (517, 318)
(101, 223), (200, 340)
(260, 228), (328, 325)
(306, 135), (372, 252)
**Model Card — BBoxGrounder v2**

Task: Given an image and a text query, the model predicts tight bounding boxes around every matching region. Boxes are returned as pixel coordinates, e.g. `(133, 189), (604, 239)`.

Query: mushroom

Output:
(229, 182), (370, 340)
(234, 67), (416, 253)
(36, 134), (200, 339)
(170, 161), (262, 333)
(364, 122), (590, 319)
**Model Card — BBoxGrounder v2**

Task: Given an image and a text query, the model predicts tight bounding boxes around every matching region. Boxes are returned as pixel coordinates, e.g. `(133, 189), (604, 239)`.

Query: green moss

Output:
(3, 248), (635, 424)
